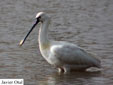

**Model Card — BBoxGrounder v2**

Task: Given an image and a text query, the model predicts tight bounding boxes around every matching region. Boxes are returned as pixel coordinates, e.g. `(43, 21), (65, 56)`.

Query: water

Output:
(0, 0), (113, 85)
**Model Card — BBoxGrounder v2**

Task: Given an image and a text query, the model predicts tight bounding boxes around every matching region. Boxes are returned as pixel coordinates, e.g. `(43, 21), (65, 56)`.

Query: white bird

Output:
(19, 12), (101, 73)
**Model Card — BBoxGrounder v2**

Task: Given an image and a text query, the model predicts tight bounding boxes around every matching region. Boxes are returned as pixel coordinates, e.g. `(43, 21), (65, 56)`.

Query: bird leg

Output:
(63, 66), (71, 74)
(58, 66), (71, 74)
(58, 67), (64, 73)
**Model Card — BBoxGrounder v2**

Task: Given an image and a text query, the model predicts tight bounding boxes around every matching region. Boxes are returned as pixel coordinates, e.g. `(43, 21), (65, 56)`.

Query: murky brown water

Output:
(0, 0), (113, 85)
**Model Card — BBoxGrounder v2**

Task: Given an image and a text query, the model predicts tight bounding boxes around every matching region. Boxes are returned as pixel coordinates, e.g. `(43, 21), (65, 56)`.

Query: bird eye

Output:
(38, 16), (41, 20)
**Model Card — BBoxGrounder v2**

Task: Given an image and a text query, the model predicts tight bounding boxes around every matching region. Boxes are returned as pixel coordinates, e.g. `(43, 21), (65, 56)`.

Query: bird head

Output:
(19, 12), (49, 46)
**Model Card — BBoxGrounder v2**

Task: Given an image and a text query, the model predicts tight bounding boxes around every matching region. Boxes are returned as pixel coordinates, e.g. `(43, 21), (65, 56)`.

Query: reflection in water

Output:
(38, 71), (101, 85)
(0, 0), (113, 85)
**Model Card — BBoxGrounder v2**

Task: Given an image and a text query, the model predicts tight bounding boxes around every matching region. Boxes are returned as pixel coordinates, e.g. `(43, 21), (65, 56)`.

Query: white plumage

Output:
(20, 12), (101, 73)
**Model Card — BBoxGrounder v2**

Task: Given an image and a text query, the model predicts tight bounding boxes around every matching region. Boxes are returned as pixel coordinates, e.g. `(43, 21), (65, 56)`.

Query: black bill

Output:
(19, 19), (39, 46)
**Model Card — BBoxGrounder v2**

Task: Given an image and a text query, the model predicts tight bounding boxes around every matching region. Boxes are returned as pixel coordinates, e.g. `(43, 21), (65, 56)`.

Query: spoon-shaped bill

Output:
(19, 19), (39, 46)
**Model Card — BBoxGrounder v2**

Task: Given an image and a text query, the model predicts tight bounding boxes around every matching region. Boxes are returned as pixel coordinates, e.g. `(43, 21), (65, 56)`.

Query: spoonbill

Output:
(19, 12), (101, 73)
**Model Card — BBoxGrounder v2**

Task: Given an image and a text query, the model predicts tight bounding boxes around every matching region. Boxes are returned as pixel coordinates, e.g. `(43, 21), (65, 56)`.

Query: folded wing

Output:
(51, 44), (100, 68)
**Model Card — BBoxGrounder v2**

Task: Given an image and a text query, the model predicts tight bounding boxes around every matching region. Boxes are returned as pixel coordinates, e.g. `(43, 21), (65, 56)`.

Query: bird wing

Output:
(51, 44), (100, 67)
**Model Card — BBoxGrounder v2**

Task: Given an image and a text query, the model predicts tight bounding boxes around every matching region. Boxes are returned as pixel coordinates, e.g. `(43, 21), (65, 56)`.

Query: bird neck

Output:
(38, 19), (50, 49)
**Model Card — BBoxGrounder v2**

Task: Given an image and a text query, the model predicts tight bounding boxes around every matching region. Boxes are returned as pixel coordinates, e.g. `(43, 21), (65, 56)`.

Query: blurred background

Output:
(0, 0), (113, 85)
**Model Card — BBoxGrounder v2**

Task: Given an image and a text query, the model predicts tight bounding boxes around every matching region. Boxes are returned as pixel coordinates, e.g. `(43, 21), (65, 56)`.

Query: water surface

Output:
(0, 0), (113, 85)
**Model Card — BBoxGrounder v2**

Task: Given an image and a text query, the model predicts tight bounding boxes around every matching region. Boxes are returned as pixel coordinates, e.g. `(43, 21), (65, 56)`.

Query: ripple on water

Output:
(0, 0), (113, 85)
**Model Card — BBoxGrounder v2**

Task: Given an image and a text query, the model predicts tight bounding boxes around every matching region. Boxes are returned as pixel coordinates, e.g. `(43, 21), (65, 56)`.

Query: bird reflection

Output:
(36, 71), (101, 85)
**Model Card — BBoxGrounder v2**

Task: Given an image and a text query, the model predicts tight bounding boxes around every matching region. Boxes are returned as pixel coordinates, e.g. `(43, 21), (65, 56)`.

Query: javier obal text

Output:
(0, 79), (24, 85)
